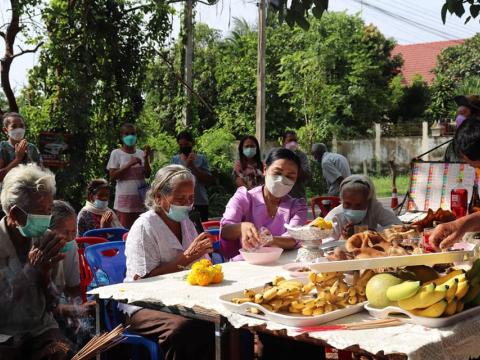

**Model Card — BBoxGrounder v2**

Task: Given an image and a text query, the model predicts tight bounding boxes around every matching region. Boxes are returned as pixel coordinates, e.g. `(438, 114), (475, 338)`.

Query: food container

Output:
(239, 247), (283, 265)
(219, 283), (365, 327)
(364, 302), (480, 328)
(309, 250), (474, 273)
(284, 224), (333, 249)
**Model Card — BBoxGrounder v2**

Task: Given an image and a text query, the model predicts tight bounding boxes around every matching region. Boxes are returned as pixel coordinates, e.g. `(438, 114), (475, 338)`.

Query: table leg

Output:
(95, 295), (101, 360)
(214, 317), (246, 360)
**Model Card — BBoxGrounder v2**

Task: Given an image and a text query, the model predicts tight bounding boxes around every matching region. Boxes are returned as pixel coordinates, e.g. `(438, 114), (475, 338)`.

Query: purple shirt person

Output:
(220, 148), (308, 259)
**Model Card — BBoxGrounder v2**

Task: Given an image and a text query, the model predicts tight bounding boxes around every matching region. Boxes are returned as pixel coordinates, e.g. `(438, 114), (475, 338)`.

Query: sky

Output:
(5, 0), (480, 92)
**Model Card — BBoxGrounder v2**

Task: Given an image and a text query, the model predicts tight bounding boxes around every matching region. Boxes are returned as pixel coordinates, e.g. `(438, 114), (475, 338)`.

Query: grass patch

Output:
(371, 174), (410, 198)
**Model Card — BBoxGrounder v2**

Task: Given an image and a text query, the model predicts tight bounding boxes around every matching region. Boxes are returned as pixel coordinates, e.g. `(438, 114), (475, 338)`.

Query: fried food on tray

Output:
(336, 229), (423, 260)
(413, 208), (455, 232)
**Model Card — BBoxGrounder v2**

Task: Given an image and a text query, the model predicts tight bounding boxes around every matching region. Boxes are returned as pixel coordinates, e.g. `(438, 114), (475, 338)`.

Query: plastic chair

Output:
(202, 221), (224, 264)
(83, 227), (129, 242)
(75, 236), (108, 302)
(310, 196), (340, 218)
(85, 242), (162, 360)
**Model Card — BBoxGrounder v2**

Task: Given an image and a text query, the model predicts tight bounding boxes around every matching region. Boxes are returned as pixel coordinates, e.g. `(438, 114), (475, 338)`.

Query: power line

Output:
(375, 0), (474, 38)
(351, 0), (458, 41)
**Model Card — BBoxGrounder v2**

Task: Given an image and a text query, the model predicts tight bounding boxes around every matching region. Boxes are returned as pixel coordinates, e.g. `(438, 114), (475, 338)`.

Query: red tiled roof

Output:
(392, 40), (465, 85)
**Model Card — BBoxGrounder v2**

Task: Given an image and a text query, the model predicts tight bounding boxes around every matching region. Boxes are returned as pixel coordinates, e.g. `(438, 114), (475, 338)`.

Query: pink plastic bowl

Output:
(239, 247), (284, 265)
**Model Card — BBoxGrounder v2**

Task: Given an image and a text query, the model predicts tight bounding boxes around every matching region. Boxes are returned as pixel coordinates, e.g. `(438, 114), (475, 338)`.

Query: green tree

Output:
(428, 34), (480, 119)
(388, 74), (431, 122)
(278, 13), (402, 143)
(21, 0), (172, 208)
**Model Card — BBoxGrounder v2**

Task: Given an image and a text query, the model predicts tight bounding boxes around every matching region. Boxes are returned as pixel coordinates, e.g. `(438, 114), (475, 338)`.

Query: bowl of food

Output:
(239, 247), (283, 265)
(284, 217), (334, 247)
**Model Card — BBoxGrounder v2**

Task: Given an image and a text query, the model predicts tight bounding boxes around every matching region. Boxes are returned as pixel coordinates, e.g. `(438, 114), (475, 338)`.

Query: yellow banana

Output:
(313, 307), (325, 316)
(262, 287), (279, 301)
(244, 289), (256, 298)
(455, 279), (469, 300)
(302, 307), (313, 316)
(456, 301), (464, 313)
(445, 279), (459, 302)
(444, 299), (457, 316)
(232, 297), (252, 304)
(397, 283), (446, 310)
(411, 300), (448, 318)
(424, 269), (465, 286)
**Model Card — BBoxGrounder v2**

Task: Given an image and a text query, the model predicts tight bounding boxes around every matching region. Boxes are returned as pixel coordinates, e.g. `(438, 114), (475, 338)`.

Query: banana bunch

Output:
(380, 259), (480, 318)
(231, 270), (373, 317)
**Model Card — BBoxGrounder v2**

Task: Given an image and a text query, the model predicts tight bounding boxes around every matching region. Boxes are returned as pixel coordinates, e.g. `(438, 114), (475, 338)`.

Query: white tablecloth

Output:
(89, 250), (480, 360)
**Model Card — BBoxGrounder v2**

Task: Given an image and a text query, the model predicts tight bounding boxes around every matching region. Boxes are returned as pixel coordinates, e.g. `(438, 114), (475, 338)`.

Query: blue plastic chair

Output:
(83, 227), (129, 242)
(85, 241), (162, 359)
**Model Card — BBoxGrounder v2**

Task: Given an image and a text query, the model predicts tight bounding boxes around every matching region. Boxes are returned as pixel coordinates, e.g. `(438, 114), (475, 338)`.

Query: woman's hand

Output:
(184, 232), (213, 261)
(100, 211), (114, 228)
(430, 220), (466, 250)
(240, 222), (262, 250)
(341, 222), (354, 240)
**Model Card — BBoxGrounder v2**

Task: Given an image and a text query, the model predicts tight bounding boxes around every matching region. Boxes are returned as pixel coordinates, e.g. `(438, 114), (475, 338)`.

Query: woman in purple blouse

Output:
(220, 148), (308, 259)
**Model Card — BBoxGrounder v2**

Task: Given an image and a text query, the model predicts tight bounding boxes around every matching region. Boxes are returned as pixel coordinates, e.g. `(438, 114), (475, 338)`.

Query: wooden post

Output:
(182, 0), (194, 127)
(255, 0), (266, 149)
(421, 121), (430, 161)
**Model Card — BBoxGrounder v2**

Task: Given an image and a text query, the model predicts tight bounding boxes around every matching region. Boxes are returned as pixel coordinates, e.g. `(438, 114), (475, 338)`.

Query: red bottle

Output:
(451, 179), (468, 219)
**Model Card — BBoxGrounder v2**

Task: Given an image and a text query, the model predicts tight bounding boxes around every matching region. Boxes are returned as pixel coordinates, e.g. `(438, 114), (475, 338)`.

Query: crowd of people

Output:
(2, 103), (480, 360)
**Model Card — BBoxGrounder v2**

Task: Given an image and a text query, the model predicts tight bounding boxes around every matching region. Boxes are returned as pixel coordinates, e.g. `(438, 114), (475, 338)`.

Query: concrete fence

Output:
(332, 122), (451, 173)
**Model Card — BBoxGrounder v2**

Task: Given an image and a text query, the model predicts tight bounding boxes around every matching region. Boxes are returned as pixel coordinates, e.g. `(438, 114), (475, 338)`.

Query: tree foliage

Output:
(428, 34), (480, 119)
(22, 0), (172, 208)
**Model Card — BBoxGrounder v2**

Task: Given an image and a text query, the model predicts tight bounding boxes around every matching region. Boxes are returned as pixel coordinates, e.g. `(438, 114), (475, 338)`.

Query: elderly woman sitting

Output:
(50, 200), (95, 349)
(0, 164), (71, 360)
(123, 164), (214, 360)
(325, 175), (402, 241)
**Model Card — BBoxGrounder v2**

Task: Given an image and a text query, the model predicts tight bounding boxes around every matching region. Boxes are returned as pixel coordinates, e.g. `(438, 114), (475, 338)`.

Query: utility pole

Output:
(255, 0), (266, 150)
(183, 0), (194, 127)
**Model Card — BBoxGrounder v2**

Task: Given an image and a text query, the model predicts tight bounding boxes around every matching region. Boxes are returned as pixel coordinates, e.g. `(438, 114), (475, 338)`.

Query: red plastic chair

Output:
(75, 236), (108, 302)
(310, 196), (340, 218)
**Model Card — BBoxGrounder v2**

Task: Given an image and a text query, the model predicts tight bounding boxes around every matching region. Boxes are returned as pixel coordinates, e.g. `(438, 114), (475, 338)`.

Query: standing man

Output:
(312, 143), (351, 197)
(171, 131), (214, 221)
(282, 130), (311, 199)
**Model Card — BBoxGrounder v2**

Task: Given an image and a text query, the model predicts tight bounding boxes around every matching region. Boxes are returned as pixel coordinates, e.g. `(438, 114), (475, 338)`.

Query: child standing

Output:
(0, 112), (42, 182)
(107, 123), (151, 228)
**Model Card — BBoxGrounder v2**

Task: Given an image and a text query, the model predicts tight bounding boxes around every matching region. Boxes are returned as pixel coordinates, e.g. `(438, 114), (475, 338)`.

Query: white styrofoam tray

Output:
(219, 285), (365, 327)
(309, 251), (473, 273)
(364, 302), (480, 328)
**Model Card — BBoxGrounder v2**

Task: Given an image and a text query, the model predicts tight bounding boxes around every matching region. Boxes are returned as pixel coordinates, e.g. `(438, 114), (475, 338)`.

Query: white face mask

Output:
(265, 174), (295, 198)
(8, 128), (25, 141)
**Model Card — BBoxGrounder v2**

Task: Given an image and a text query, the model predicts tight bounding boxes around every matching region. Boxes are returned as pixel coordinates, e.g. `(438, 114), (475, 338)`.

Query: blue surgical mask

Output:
(243, 147), (257, 158)
(94, 199), (108, 210)
(60, 240), (75, 253)
(123, 135), (137, 146)
(343, 209), (367, 224)
(166, 204), (192, 222)
(17, 207), (52, 238)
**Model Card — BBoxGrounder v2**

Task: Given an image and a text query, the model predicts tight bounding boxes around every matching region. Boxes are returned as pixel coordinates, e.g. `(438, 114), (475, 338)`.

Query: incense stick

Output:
(73, 325), (127, 360)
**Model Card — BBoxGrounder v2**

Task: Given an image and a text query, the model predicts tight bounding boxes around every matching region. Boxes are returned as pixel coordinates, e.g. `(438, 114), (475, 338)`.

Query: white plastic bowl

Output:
(239, 247), (284, 265)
